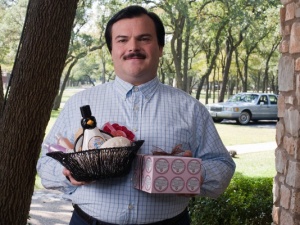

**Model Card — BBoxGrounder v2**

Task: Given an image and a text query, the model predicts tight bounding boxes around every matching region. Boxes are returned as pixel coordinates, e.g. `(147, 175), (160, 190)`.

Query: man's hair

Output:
(104, 5), (165, 53)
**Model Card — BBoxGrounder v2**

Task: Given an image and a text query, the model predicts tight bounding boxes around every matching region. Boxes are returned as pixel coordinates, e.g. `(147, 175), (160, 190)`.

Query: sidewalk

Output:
(28, 189), (73, 225)
(226, 141), (277, 154)
(27, 142), (277, 225)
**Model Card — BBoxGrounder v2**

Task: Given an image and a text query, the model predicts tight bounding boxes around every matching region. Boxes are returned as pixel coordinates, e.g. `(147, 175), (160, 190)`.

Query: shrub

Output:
(189, 173), (273, 225)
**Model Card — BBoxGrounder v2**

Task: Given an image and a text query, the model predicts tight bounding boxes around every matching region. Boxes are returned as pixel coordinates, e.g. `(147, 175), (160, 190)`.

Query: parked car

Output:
(205, 92), (278, 125)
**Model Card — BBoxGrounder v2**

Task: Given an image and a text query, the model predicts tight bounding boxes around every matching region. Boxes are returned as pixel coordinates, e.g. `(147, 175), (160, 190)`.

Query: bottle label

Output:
(88, 136), (106, 149)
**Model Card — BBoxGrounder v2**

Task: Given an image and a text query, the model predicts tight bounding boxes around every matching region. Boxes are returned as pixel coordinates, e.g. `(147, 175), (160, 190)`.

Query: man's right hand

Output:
(63, 167), (89, 186)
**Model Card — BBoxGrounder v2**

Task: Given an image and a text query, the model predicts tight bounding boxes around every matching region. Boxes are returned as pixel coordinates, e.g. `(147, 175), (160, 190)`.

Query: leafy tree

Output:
(128, 0), (205, 92)
(52, 0), (121, 110)
(235, 2), (280, 93)
(210, 0), (281, 101)
(193, 0), (229, 101)
(257, 6), (281, 93)
(0, 0), (28, 69)
(0, 0), (78, 223)
(0, 0), (282, 109)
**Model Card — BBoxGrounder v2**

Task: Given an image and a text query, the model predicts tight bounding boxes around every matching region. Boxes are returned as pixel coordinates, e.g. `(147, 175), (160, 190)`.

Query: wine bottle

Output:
(80, 105), (107, 150)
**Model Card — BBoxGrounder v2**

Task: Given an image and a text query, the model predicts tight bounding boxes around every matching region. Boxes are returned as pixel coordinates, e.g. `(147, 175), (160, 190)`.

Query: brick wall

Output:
(273, 1), (300, 224)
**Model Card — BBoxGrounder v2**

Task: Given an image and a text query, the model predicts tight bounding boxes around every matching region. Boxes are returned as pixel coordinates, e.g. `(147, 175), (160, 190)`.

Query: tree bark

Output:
(262, 40), (280, 93)
(0, 0), (78, 224)
(171, 15), (185, 89)
(183, 17), (191, 93)
(53, 57), (79, 110)
(219, 25), (248, 102)
(195, 21), (225, 100)
(0, 65), (3, 118)
(219, 37), (233, 102)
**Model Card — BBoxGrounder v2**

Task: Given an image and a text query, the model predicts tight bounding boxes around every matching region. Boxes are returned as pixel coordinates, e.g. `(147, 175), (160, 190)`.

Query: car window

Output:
(258, 95), (269, 105)
(249, 94), (259, 102)
(228, 94), (258, 103)
(269, 95), (278, 105)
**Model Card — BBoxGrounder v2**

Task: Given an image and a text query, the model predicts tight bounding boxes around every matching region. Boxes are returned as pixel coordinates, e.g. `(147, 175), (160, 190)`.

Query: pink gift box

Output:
(134, 154), (201, 194)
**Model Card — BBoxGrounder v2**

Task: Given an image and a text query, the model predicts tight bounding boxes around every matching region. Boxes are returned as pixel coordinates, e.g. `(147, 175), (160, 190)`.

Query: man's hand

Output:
(63, 168), (90, 186)
(183, 150), (192, 157)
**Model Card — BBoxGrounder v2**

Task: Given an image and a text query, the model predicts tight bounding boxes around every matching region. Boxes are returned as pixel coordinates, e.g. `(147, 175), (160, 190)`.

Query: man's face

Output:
(110, 14), (163, 85)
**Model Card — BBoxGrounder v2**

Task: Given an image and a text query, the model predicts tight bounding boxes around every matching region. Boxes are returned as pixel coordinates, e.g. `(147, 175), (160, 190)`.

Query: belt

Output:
(73, 204), (188, 225)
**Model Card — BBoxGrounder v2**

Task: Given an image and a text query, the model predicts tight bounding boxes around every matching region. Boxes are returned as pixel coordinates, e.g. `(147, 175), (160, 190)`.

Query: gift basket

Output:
(46, 105), (144, 182)
(47, 140), (144, 181)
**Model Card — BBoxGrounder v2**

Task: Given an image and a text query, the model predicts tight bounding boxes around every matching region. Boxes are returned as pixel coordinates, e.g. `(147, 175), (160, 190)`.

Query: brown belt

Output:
(73, 204), (188, 225)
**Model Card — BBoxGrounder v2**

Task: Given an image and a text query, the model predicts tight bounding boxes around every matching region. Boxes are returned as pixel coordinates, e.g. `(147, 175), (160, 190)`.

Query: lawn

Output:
(233, 151), (275, 177)
(215, 122), (276, 146)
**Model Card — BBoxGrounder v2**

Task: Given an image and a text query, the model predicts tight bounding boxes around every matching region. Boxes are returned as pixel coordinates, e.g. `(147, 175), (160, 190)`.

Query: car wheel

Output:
(213, 118), (223, 123)
(237, 111), (251, 125)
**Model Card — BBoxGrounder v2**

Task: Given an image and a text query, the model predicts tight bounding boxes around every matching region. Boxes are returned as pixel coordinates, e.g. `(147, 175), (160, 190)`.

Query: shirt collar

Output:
(114, 76), (159, 102)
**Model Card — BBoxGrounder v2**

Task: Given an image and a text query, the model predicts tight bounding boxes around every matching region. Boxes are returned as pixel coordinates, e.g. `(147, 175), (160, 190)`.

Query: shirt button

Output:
(128, 204), (134, 210)
(133, 87), (139, 92)
(132, 128), (138, 132)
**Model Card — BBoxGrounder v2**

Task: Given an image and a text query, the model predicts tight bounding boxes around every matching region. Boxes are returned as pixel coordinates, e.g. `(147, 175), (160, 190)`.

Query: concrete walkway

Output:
(28, 189), (73, 225)
(27, 142), (277, 225)
(226, 141), (277, 154)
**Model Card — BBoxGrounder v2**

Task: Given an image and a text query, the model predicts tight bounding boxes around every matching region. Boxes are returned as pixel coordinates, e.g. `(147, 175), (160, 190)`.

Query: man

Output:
(37, 5), (235, 225)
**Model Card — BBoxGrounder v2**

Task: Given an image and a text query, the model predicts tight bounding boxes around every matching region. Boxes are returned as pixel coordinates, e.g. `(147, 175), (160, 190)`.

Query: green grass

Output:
(215, 123), (275, 146)
(60, 88), (84, 103)
(34, 176), (43, 189)
(45, 109), (61, 134)
(233, 151), (275, 177)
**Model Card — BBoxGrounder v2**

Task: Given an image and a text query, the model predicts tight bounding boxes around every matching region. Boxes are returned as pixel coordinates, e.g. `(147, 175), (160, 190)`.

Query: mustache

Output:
(123, 52), (146, 60)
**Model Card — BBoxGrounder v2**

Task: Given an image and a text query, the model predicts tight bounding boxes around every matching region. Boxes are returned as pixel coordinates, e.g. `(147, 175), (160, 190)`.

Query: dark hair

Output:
(104, 5), (165, 53)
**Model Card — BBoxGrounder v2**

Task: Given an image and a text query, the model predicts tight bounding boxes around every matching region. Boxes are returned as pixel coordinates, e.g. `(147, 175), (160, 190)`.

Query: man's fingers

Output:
(62, 168), (84, 186)
(183, 150), (192, 157)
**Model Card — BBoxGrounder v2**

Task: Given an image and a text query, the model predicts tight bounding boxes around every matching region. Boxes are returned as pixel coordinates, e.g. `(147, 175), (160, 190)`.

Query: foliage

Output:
(189, 173), (273, 225)
(0, 0), (28, 69)
(0, 0), (282, 96)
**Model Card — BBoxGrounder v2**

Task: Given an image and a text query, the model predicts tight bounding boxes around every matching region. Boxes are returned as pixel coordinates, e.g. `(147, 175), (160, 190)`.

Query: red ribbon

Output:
(151, 144), (185, 156)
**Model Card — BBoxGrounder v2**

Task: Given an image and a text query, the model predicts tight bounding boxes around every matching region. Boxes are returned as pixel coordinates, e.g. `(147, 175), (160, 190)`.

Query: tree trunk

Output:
(53, 58), (78, 110)
(242, 58), (249, 92)
(183, 17), (191, 93)
(195, 75), (206, 100)
(256, 70), (262, 92)
(0, 65), (3, 118)
(205, 76), (209, 104)
(262, 40), (280, 93)
(195, 24), (224, 101)
(219, 47), (233, 102)
(171, 15), (185, 89)
(101, 59), (107, 84)
(0, 0), (78, 224)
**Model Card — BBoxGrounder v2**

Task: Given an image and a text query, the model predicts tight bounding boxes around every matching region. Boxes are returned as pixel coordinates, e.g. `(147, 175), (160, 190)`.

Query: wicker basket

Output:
(46, 140), (144, 182)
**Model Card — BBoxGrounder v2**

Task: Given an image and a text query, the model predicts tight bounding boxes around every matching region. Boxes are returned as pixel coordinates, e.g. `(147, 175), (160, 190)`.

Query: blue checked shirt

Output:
(37, 76), (235, 224)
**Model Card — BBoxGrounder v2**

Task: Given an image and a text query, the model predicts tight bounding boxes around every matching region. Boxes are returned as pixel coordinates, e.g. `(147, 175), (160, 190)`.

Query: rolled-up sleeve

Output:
(193, 105), (236, 198)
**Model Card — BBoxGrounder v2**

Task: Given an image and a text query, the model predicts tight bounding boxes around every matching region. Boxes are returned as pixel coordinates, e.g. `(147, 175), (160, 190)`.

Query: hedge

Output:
(189, 173), (273, 225)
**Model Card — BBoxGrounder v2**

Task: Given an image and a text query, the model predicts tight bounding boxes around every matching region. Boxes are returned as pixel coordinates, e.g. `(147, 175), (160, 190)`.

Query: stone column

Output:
(273, 1), (300, 224)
